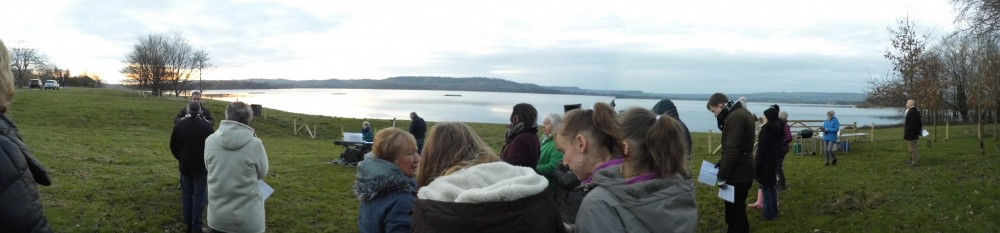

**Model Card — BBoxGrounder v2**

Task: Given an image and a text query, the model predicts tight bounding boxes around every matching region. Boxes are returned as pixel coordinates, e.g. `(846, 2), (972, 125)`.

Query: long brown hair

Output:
(619, 107), (688, 176)
(558, 102), (622, 160)
(415, 122), (499, 187)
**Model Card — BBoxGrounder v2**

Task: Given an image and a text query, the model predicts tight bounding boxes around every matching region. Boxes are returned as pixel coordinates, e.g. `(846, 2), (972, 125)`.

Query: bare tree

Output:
(938, 33), (975, 122)
(9, 46), (48, 87)
(121, 33), (210, 97)
(953, 0), (1000, 34)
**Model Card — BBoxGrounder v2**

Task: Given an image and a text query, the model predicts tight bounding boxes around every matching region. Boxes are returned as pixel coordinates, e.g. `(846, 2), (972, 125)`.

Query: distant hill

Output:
(197, 76), (864, 105)
(199, 76), (564, 94)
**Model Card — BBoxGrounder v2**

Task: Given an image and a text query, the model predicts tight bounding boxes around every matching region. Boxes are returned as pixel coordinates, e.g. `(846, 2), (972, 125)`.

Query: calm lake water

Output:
(211, 88), (904, 132)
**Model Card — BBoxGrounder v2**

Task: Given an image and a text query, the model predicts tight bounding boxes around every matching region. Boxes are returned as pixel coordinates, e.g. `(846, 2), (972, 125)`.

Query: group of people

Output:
(0, 36), (931, 232)
(170, 92), (269, 233)
(354, 100), (699, 233)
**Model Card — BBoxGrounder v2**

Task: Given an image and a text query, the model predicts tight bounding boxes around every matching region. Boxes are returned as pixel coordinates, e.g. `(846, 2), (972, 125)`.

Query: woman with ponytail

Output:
(554, 102), (622, 232)
(572, 107), (697, 233)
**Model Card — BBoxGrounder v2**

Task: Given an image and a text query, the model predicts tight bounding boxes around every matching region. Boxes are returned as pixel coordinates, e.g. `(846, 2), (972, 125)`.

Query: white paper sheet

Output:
(259, 180), (274, 201)
(718, 184), (735, 203)
(698, 160), (718, 186)
(921, 129), (929, 137)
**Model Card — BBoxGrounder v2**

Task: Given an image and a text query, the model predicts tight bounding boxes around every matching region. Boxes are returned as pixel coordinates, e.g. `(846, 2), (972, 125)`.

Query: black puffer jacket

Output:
(170, 115), (215, 175)
(0, 114), (53, 232)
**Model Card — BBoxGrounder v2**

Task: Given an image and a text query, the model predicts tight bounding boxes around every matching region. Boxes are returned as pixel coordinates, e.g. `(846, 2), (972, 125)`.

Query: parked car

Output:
(44, 80), (60, 90)
(29, 79), (42, 89)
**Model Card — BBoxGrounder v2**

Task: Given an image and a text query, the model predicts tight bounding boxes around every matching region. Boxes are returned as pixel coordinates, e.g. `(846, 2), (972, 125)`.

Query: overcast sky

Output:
(2, 0), (956, 94)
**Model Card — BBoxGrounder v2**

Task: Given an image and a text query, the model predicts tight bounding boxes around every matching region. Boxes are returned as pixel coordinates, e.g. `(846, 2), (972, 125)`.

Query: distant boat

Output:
(249, 91), (266, 94)
(331, 92), (346, 95)
(444, 94), (462, 97)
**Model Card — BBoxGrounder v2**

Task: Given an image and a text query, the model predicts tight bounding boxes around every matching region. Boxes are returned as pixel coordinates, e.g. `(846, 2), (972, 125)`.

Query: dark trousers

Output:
(777, 151), (787, 187)
(725, 180), (753, 233)
(416, 138), (425, 154)
(762, 185), (779, 220)
(181, 174), (208, 233)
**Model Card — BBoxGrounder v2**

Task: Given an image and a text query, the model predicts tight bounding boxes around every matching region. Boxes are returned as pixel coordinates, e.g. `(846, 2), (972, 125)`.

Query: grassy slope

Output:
(12, 88), (999, 232)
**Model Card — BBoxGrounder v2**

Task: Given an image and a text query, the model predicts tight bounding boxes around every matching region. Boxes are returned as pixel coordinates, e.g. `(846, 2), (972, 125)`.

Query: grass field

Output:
(11, 88), (999, 232)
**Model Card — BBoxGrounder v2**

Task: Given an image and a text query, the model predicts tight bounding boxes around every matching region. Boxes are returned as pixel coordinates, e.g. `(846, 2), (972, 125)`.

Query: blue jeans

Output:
(181, 174), (208, 233)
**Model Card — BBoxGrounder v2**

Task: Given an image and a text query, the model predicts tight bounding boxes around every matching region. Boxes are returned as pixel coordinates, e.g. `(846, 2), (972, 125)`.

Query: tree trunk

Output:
(979, 109), (986, 156)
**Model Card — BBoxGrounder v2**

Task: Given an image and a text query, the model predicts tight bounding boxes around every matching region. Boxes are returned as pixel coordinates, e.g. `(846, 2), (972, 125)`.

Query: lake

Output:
(210, 88), (904, 132)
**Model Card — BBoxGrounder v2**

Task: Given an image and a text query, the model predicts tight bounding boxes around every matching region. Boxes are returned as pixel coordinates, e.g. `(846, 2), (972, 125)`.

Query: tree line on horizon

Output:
(869, 0), (1000, 154)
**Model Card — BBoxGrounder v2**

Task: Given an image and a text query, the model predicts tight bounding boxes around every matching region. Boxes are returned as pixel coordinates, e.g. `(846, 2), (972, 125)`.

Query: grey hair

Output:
(827, 110), (835, 116)
(778, 111), (788, 121)
(363, 121), (371, 128)
(226, 101), (254, 124)
(543, 112), (562, 129)
(738, 97), (748, 107)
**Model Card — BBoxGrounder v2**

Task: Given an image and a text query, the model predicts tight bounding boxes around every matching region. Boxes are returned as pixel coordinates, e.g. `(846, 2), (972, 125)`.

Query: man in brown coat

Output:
(707, 93), (756, 233)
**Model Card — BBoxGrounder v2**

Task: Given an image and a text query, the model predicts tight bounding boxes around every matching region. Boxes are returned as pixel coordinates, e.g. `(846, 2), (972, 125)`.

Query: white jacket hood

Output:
(213, 120), (256, 150)
(417, 162), (548, 203)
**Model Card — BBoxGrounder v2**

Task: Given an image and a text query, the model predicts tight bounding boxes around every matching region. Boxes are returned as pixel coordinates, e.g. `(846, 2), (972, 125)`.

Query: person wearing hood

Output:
(355, 128), (419, 233)
(706, 93), (755, 233)
(652, 99), (692, 177)
(574, 108), (697, 233)
(0, 38), (54, 233)
(205, 101), (269, 233)
(411, 122), (565, 233)
(501, 103), (541, 168)
(753, 106), (783, 220)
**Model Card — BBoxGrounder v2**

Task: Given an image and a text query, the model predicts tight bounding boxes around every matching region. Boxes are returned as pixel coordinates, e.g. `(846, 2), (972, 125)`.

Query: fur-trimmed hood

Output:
(417, 162), (547, 203)
(354, 158), (416, 202)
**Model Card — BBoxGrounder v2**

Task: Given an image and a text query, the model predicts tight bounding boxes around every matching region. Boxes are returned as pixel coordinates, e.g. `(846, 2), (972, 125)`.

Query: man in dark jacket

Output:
(1, 38), (53, 233)
(904, 99), (922, 166)
(707, 93), (755, 233)
(170, 103), (215, 233)
(409, 112), (426, 153)
(175, 91), (214, 126)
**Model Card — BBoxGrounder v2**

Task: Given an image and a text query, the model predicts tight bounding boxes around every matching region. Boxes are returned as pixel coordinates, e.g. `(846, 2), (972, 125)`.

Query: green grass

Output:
(12, 88), (1000, 232)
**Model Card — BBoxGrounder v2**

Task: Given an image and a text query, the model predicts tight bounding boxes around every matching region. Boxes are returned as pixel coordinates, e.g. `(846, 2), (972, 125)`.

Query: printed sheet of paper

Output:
(259, 180), (274, 201)
(921, 129), (930, 137)
(698, 160), (718, 186)
(718, 184), (735, 203)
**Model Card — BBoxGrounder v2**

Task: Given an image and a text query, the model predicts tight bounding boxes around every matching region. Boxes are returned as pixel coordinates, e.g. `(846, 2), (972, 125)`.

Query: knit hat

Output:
(764, 105), (779, 122)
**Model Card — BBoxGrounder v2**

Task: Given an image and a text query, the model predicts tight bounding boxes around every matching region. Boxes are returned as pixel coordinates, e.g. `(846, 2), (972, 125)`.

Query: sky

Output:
(1, 0), (957, 94)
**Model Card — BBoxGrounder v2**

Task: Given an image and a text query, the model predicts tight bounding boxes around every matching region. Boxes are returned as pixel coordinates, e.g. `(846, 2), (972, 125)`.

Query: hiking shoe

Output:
(832, 159), (838, 166)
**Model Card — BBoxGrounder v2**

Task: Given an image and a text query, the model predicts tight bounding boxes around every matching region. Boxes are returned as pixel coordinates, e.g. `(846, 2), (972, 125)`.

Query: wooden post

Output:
(870, 122), (875, 143)
(708, 130), (712, 154)
(945, 121), (950, 142)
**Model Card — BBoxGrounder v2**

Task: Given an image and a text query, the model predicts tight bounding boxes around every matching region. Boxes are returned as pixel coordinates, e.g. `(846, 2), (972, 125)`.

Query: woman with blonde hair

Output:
(411, 122), (565, 233)
(355, 128), (420, 233)
(0, 39), (54, 232)
(573, 107), (697, 232)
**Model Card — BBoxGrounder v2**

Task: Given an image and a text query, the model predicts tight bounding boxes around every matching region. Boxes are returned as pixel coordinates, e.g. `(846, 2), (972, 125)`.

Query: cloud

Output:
(64, 0), (344, 66)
